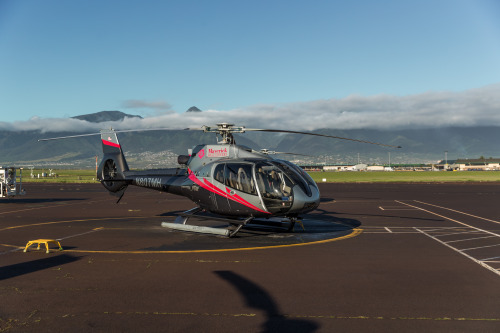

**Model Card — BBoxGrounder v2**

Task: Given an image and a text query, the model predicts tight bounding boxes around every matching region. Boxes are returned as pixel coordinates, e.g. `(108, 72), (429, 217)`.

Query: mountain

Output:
(72, 111), (142, 122)
(273, 127), (500, 164)
(0, 111), (499, 168)
(186, 106), (202, 112)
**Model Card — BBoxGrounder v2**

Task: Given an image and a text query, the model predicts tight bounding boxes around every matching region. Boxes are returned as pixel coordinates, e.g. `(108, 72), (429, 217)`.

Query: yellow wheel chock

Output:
(24, 239), (63, 253)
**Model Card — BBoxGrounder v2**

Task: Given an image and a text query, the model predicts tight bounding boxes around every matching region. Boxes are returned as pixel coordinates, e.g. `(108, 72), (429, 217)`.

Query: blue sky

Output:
(1, 0), (500, 130)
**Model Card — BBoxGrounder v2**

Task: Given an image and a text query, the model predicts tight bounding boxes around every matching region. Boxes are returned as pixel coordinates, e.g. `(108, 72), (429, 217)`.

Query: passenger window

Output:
(224, 163), (256, 195)
(214, 164), (225, 183)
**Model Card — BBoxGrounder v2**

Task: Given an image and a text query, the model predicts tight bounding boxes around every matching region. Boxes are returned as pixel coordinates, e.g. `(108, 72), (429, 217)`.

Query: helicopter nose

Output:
(289, 185), (320, 214)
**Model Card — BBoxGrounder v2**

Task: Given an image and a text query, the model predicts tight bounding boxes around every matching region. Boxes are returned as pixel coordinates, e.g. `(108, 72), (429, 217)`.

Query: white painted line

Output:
(362, 231), (420, 234)
(379, 206), (417, 211)
(481, 256), (500, 261)
(414, 200), (500, 225)
(396, 201), (500, 238)
(0, 248), (23, 255)
(424, 227), (467, 232)
(437, 230), (482, 237)
(57, 227), (103, 241)
(384, 227), (393, 233)
(414, 227), (500, 278)
(445, 235), (498, 244)
(460, 243), (500, 252)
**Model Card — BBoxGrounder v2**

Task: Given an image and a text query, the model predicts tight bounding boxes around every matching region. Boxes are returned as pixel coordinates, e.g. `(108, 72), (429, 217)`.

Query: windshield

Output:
(280, 160), (315, 186)
(271, 161), (312, 197)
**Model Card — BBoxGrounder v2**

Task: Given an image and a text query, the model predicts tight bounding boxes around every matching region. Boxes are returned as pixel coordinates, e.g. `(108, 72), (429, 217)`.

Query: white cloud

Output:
(1, 84), (499, 133)
(121, 99), (174, 116)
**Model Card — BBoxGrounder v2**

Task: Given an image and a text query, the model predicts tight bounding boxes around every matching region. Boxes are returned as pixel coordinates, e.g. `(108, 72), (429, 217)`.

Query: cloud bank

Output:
(1, 84), (499, 133)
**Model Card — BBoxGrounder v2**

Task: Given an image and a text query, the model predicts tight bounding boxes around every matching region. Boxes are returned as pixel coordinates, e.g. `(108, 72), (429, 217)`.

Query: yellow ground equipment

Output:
(24, 239), (63, 253)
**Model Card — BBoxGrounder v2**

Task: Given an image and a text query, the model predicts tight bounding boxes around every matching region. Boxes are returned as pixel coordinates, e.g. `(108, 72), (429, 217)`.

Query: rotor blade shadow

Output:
(0, 254), (81, 281)
(214, 271), (319, 333)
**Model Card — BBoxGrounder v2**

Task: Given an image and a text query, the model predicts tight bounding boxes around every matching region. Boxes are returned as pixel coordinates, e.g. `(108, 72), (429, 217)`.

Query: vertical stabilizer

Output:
(100, 129), (130, 171)
(97, 129), (130, 195)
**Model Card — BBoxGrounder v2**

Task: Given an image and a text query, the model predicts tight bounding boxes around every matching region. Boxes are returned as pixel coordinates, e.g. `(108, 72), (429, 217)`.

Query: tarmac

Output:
(1, 182), (500, 332)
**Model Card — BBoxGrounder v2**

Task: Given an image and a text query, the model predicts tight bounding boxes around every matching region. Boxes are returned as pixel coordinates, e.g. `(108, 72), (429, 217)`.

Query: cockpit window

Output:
(255, 162), (294, 214)
(271, 161), (312, 197)
(254, 162), (292, 199)
(280, 160), (315, 186)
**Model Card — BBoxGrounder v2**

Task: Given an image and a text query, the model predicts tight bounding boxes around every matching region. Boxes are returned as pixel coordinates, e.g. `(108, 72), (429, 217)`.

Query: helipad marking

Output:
(396, 201), (499, 237)
(57, 227), (104, 241)
(445, 235), (498, 243)
(63, 228), (363, 254)
(397, 200), (500, 277)
(415, 227), (500, 278)
(379, 206), (417, 211)
(414, 200), (500, 225)
(1, 216), (362, 254)
(460, 243), (500, 252)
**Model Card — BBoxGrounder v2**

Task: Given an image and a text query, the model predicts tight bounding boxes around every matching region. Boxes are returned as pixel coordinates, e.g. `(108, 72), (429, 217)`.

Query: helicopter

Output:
(41, 123), (401, 237)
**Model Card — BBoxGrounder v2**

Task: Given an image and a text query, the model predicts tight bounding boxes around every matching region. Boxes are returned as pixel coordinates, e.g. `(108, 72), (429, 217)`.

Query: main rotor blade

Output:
(38, 127), (189, 141)
(274, 152), (311, 156)
(245, 128), (402, 148)
(255, 149), (311, 156)
(38, 132), (101, 141)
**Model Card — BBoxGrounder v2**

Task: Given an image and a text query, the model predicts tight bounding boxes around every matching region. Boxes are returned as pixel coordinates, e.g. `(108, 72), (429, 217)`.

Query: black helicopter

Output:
(42, 123), (400, 237)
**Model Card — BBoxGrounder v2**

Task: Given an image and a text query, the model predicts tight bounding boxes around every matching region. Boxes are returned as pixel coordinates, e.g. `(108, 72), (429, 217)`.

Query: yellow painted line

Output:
(102, 311), (256, 317)
(58, 228), (363, 254)
(1, 215), (362, 254)
(85, 311), (500, 322)
(284, 314), (500, 322)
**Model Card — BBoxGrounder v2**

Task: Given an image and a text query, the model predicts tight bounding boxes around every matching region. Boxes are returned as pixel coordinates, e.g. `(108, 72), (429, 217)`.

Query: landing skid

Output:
(247, 217), (304, 232)
(161, 207), (253, 237)
(161, 208), (303, 237)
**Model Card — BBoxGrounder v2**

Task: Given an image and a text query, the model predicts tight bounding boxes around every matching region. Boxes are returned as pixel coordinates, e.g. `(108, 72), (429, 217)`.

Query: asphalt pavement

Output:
(1, 182), (500, 332)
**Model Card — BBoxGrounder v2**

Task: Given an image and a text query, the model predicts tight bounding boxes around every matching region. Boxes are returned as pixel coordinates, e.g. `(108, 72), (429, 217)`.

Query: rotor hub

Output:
(202, 123), (246, 144)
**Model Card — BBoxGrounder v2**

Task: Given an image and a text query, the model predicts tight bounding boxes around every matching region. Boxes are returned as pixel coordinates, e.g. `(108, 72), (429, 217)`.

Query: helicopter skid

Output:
(161, 208), (253, 237)
(247, 217), (303, 232)
(161, 222), (231, 237)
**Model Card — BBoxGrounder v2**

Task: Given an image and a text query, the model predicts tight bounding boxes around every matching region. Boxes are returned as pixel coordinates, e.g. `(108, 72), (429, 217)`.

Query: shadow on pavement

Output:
(0, 254), (81, 281)
(215, 270), (319, 332)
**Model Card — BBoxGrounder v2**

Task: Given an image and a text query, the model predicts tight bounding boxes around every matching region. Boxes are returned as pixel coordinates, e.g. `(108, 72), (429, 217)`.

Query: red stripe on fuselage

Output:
(188, 172), (269, 214)
(102, 139), (121, 148)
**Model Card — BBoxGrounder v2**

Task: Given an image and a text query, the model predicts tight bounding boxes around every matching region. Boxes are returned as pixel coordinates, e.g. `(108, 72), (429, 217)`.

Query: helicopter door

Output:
(212, 163), (232, 213)
(255, 162), (293, 214)
(213, 163), (261, 215)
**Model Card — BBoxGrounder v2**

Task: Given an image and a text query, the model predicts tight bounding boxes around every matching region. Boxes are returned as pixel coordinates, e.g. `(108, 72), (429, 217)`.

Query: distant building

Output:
(436, 158), (500, 171)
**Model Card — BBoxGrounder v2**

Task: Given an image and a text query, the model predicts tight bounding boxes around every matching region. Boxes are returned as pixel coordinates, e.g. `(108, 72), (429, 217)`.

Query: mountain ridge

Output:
(1, 111), (498, 167)
(72, 110), (142, 122)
